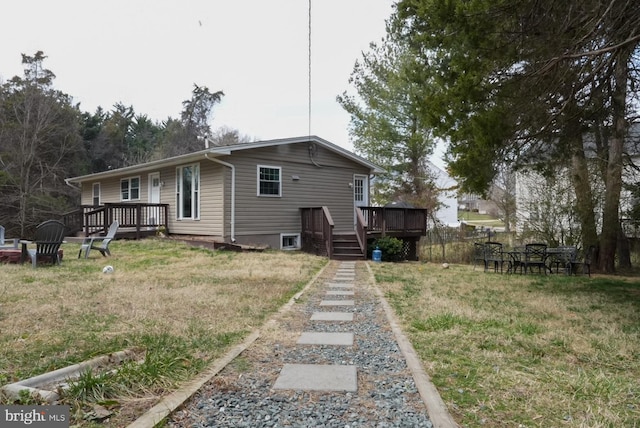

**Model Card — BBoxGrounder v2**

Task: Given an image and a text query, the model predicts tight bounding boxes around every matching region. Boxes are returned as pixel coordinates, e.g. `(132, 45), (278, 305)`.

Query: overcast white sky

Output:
(0, 0), (399, 154)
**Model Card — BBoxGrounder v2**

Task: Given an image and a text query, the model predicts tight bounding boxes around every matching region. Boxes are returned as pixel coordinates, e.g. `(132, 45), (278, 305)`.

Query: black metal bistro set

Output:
(474, 242), (595, 276)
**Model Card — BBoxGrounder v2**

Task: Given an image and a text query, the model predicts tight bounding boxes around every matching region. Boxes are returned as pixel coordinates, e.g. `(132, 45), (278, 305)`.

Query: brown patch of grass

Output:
(372, 261), (640, 427)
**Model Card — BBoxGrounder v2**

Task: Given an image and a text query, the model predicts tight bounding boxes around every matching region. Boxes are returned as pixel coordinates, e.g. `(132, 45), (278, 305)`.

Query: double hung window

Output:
(120, 177), (140, 201)
(258, 165), (281, 197)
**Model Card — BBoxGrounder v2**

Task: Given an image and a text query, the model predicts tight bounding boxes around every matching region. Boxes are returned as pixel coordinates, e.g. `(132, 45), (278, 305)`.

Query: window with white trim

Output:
(281, 233), (300, 250)
(258, 165), (282, 197)
(120, 177), (140, 201)
(92, 183), (101, 206)
(176, 164), (200, 219)
(257, 165), (282, 197)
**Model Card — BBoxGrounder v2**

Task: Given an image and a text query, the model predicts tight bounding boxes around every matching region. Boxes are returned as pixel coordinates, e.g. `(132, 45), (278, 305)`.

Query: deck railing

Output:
(63, 203), (169, 238)
(300, 207), (334, 258)
(359, 206), (428, 236)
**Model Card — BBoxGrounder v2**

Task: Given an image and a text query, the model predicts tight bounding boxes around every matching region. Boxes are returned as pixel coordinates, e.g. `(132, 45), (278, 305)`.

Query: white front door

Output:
(353, 174), (369, 225)
(148, 172), (161, 225)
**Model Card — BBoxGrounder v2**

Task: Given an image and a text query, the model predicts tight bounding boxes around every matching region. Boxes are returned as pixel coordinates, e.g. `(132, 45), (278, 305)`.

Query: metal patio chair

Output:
(569, 245), (596, 276)
(473, 242), (486, 271)
(523, 243), (548, 274)
(484, 241), (505, 273)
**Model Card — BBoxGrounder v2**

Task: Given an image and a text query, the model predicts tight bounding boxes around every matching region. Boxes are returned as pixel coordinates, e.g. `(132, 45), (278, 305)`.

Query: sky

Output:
(0, 0), (399, 155)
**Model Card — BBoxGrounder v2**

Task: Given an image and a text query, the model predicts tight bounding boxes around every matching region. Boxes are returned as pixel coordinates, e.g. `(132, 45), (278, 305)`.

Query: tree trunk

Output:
(569, 134), (598, 253)
(617, 222), (631, 270)
(599, 48), (631, 273)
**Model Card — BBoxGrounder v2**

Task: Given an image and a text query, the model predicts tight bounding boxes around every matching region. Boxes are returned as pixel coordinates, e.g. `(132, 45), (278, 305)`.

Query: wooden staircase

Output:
(332, 232), (365, 260)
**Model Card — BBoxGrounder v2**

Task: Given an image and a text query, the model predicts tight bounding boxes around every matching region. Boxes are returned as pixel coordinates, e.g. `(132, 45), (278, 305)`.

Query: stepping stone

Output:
(335, 273), (355, 278)
(326, 290), (354, 296)
(320, 299), (354, 306)
(327, 283), (354, 288)
(310, 312), (354, 321)
(273, 364), (357, 392)
(297, 332), (354, 345)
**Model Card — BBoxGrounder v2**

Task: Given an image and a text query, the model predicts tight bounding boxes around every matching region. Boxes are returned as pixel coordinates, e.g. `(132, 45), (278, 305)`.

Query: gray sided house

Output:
(66, 136), (432, 259)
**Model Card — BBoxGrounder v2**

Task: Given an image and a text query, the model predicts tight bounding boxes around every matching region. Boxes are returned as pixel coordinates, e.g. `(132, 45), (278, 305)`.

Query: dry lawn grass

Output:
(0, 239), (326, 425)
(371, 261), (640, 428)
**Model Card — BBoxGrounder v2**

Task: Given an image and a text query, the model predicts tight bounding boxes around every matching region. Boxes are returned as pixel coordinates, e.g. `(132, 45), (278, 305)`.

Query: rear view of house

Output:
(66, 136), (428, 259)
(65, 136), (372, 246)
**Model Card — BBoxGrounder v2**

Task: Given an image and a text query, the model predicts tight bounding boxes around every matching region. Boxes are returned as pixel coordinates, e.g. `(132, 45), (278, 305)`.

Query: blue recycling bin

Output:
(372, 247), (382, 262)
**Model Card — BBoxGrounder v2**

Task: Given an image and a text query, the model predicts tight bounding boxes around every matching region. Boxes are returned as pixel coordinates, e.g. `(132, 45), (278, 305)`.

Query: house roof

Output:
(66, 135), (385, 184)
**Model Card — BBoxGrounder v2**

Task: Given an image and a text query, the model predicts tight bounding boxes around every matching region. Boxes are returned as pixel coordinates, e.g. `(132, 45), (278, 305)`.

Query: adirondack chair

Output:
(78, 221), (119, 258)
(0, 225), (18, 249)
(26, 220), (66, 268)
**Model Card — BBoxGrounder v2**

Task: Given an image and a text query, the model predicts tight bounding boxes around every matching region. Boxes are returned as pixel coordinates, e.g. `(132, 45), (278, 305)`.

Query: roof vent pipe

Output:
(197, 135), (210, 149)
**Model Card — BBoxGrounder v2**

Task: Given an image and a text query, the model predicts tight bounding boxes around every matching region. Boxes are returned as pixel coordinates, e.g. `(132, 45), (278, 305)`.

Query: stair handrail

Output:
(355, 207), (367, 257)
(300, 206), (334, 258)
(322, 206), (334, 259)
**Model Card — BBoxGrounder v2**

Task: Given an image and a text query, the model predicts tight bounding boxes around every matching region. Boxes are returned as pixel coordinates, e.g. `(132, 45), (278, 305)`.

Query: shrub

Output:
(369, 236), (404, 262)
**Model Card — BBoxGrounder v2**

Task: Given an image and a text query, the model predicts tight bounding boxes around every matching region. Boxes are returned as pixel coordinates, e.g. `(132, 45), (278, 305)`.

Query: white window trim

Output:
(120, 176), (141, 201)
(257, 165), (282, 197)
(176, 163), (200, 220)
(92, 182), (101, 206)
(280, 233), (301, 250)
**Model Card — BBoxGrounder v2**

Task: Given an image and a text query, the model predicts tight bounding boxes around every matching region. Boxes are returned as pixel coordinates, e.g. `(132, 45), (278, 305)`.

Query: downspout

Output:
(204, 154), (236, 243)
(64, 178), (81, 191)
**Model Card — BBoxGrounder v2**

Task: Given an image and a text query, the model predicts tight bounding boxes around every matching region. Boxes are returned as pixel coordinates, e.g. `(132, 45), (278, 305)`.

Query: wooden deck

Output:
(300, 206), (428, 260)
(63, 203), (169, 239)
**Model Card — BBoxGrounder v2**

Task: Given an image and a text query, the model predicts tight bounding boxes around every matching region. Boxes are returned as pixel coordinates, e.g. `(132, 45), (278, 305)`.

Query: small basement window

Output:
(281, 233), (300, 250)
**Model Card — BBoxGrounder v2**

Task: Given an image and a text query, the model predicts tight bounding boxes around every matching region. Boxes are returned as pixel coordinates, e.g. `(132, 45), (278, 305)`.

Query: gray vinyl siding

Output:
(77, 140), (373, 247)
(223, 142), (369, 241)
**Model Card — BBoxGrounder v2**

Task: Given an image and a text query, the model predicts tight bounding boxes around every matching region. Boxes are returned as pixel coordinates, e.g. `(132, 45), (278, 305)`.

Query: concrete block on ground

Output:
(320, 300), (355, 306)
(297, 332), (354, 345)
(310, 312), (354, 321)
(272, 364), (357, 392)
(326, 290), (355, 296)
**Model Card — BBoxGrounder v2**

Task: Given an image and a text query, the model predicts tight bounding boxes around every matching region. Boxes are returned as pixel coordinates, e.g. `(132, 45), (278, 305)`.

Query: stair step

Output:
(332, 233), (365, 260)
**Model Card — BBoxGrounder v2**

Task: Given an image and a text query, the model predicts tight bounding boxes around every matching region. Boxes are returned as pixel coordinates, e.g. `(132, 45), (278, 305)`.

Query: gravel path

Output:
(167, 261), (433, 428)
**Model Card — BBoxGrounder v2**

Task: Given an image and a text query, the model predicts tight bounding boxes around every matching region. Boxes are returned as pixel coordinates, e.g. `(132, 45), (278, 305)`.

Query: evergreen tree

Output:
(0, 51), (85, 235)
(338, 19), (439, 209)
